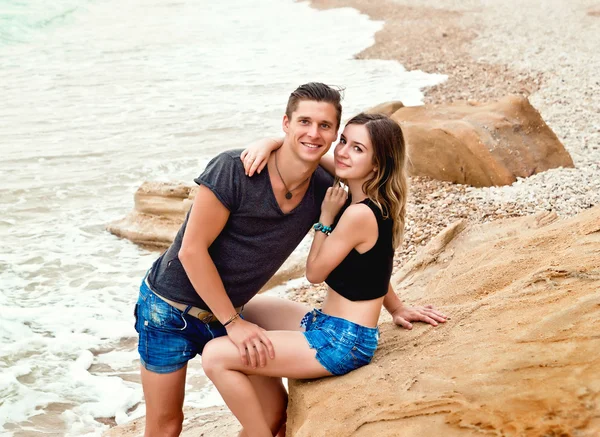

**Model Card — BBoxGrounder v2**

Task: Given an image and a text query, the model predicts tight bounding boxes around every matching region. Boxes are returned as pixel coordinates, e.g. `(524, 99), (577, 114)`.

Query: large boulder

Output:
(387, 95), (574, 187)
(365, 100), (405, 116)
(287, 205), (600, 436)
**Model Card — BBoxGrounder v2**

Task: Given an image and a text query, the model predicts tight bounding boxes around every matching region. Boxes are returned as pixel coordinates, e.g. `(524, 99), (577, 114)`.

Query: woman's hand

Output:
(320, 186), (347, 225)
(240, 137), (282, 176)
(390, 304), (448, 330)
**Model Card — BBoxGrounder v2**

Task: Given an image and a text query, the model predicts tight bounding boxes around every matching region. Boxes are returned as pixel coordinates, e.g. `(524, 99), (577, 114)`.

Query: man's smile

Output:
(301, 142), (322, 149)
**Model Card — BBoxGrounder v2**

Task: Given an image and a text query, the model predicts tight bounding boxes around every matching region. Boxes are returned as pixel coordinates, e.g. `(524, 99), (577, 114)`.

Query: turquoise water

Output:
(0, 0), (87, 44)
(0, 1), (445, 435)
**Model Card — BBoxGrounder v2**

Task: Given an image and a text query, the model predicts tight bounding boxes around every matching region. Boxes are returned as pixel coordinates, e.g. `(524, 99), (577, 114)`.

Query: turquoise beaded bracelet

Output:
(313, 222), (332, 235)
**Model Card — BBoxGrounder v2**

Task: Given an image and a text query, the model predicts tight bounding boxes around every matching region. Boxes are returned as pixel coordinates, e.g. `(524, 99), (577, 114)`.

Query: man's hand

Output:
(390, 304), (448, 330)
(225, 318), (275, 368)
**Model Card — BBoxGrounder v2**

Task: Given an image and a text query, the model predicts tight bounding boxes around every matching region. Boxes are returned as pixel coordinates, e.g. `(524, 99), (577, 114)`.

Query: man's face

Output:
(282, 100), (339, 164)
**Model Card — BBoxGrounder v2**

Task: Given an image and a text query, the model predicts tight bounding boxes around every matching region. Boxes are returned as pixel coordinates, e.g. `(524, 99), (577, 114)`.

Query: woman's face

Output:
(333, 123), (376, 182)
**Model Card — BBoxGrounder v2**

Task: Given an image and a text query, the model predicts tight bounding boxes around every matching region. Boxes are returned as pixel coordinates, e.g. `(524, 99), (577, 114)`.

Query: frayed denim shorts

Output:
(134, 278), (227, 374)
(301, 309), (379, 376)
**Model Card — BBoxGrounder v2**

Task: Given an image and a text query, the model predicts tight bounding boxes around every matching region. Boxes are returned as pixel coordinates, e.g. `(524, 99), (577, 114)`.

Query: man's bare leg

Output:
(141, 364), (187, 437)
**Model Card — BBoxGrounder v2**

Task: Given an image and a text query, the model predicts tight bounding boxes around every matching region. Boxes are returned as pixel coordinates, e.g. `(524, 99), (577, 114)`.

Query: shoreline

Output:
(308, 0), (543, 105)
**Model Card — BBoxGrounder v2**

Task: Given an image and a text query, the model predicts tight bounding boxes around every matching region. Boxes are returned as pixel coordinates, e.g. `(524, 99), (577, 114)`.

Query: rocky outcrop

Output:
(105, 206), (599, 437)
(286, 205), (600, 436)
(107, 181), (196, 249)
(386, 95), (574, 187)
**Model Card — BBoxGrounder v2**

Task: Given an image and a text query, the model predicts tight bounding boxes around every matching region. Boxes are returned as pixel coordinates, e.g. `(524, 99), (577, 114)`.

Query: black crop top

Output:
(325, 198), (394, 301)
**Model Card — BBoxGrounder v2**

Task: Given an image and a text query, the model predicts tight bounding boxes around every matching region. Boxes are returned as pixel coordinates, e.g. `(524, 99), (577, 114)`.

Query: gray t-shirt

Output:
(147, 149), (333, 308)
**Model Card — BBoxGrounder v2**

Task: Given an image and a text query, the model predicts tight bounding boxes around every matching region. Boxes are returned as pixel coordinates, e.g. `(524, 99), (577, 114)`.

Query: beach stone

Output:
(365, 100), (405, 116)
(286, 205), (600, 436)
(388, 95), (574, 187)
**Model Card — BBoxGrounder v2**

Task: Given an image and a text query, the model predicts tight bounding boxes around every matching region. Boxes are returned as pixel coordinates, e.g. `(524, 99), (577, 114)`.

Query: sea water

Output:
(0, 0), (445, 435)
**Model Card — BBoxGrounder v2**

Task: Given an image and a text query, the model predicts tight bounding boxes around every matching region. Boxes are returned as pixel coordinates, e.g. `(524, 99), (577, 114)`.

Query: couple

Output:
(134, 82), (447, 437)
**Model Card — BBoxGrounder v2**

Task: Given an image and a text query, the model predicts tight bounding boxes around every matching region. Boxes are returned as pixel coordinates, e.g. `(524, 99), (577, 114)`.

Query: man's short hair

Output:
(285, 82), (342, 129)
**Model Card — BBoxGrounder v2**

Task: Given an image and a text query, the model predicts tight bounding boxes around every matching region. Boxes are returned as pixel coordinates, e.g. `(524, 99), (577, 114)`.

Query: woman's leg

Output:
(242, 295), (309, 331)
(202, 331), (330, 437)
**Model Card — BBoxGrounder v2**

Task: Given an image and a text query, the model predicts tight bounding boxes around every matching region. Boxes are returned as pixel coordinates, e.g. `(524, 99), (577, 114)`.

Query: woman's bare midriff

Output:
(321, 287), (384, 328)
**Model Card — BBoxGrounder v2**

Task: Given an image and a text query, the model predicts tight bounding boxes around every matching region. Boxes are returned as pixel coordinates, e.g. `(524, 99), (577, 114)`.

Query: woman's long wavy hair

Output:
(343, 113), (408, 249)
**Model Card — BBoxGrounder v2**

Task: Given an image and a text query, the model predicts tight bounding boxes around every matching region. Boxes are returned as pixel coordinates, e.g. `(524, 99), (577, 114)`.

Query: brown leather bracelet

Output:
(223, 312), (241, 327)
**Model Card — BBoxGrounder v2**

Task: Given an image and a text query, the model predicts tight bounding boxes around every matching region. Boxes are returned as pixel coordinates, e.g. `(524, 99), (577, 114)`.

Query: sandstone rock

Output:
(287, 205), (600, 436)
(389, 95), (574, 187)
(107, 181), (196, 249)
(365, 100), (405, 116)
(104, 206), (599, 436)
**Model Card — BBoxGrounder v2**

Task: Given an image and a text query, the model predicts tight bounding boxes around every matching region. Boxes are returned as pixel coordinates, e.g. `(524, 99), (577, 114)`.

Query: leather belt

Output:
(144, 275), (241, 324)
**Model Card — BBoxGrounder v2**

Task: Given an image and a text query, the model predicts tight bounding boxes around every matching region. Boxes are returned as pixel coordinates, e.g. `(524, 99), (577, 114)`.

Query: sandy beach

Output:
(290, 0), (600, 306)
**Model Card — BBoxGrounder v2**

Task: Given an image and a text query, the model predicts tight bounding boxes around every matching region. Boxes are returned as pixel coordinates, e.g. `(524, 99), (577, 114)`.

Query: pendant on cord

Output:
(275, 150), (308, 201)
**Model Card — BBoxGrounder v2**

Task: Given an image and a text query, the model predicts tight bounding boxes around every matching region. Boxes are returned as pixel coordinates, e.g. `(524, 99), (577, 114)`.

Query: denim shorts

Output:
(301, 309), (379, 376)
(134, 278), (227, 374)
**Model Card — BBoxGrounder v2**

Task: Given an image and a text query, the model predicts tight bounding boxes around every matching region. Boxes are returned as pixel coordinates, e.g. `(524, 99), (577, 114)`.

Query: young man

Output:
(135, 83), (342, 437)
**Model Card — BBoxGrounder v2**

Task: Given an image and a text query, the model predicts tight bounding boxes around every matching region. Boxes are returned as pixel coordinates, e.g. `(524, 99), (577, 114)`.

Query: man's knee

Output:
(145, 410), (184, 437)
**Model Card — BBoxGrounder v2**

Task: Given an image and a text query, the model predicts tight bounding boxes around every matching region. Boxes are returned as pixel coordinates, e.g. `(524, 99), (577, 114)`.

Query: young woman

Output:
(201, 113), (447, 437)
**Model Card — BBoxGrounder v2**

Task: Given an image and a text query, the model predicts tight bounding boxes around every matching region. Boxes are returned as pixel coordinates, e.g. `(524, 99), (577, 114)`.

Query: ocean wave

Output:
(0, 0), (86, 44)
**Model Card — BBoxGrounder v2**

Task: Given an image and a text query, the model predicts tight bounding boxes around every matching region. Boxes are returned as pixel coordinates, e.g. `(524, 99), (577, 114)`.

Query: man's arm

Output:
(179, 185), (237, 322)
(241, 137), (335, 177)
(319, 154), (335, 177)
(179, 185), (274, 367)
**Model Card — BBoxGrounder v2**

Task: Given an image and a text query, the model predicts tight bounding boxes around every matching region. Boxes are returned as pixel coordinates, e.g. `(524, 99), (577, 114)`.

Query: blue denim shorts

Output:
(301, 309), (379, 376)
(134, 278), (227, 374)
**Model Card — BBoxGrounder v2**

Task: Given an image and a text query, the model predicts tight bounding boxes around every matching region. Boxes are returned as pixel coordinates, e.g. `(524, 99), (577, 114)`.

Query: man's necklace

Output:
(274, 151), (311, 200)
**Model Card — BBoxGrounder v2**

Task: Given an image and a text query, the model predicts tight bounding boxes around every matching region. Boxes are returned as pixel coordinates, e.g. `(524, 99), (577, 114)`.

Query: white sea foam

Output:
(0, 0), (445, 434)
